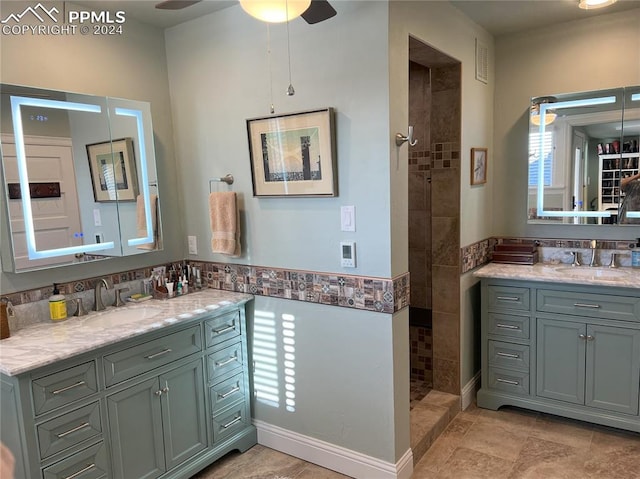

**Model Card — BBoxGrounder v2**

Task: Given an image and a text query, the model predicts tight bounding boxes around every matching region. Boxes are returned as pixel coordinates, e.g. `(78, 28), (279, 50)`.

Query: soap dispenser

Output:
(49, 283), (67, 321)
(632, 239), (640, 268)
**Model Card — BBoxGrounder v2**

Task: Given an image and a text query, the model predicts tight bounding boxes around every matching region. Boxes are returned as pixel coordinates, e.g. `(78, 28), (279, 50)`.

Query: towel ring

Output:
(209, 174), (234, 193)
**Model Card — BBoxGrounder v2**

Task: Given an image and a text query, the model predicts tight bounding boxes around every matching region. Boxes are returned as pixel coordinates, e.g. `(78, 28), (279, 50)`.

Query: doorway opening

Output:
(408, 36), (462, 408)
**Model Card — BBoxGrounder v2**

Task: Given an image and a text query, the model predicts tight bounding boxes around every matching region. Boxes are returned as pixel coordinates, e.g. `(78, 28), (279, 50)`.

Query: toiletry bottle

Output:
(632, 239), (640, 268)
(49, 283), (67, 321)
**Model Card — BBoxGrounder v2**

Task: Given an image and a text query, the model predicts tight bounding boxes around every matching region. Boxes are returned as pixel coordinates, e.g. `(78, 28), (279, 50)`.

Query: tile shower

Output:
(408, 41), (462, 398)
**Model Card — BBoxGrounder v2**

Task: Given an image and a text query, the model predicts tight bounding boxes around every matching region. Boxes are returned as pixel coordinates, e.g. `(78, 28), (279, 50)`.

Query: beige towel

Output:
(209, 192), (241, 256)
(136, 194), (158, 250)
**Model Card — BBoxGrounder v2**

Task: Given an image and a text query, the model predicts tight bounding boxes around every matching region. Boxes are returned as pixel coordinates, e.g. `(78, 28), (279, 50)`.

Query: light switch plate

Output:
(188, 235), (198, 254)
(93, 208), (102, 227)
(341, 205), (355, 232)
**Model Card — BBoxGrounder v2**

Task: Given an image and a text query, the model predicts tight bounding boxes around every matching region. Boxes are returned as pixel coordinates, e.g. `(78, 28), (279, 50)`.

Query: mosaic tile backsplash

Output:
(3, 262), (411, 318)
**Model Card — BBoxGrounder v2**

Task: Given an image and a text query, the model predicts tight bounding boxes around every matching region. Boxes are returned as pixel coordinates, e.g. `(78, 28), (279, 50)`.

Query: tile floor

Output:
(409, 379), (432, 409)
(193, 403), (640, 479)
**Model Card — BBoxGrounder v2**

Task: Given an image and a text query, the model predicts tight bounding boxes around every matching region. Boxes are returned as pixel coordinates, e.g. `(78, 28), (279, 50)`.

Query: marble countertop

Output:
(0, 289), (253, 377)
(474, 262), (640, 289)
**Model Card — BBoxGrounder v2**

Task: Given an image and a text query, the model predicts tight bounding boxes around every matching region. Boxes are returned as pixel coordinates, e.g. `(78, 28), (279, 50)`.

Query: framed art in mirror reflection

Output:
(86, 137), (138, 202)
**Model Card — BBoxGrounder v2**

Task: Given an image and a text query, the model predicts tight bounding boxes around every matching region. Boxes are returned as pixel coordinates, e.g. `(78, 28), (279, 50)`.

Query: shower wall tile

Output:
(431, 167), (460, 217)
(433, 357), (460, 393)
(432, 216), (459, 267)
(432, 265), (459, 315)
(432, 311), (460, 363)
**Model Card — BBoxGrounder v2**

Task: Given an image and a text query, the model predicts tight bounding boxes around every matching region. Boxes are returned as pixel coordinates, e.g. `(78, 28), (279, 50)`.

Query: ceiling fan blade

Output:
(301, 0), (336, 24)
(155, 0), (202, 10)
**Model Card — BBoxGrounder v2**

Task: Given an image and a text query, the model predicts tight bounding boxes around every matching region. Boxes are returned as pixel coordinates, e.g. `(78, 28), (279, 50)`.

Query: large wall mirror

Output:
(1, 84), (162, 273)
(528, 85), (640, 226)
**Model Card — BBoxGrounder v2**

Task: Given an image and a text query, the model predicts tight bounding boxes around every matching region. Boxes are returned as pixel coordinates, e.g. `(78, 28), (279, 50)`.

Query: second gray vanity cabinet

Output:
(479, 278), (640, 433)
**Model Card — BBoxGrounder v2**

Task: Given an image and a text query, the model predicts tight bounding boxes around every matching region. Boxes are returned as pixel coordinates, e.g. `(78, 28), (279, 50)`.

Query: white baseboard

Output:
(462, 372), (481, 410)
(254, 419), (413, 479)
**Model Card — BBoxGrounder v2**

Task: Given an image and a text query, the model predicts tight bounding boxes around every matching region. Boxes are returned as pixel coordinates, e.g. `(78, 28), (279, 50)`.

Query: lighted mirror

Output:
(1, 84), (162, 272)
(528, 86), (640, 225)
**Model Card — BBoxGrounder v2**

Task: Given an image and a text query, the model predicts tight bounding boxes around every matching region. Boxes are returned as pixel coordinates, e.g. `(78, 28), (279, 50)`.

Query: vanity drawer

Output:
(37, 401), (102, 460)
(212, 401), (250, 444)
(488, 313), (530, 340)
(487, 367), (530, 396)
(204, 310), (241, 348)
(207, 341), (243, 383)
(32, 362), (98, 416)
(487, 285), (530, 312)
(211, 372), (246, 415)
(488, 341), (530, 371)
(42, 441), (107, 479)
(537, 289), (640, 322)
(103, 326), (202, 387)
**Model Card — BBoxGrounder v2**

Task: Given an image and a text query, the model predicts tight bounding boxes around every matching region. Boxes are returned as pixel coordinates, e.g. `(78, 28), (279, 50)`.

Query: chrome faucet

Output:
(94, 278), (112, 311)
(589, 240), (598, 267)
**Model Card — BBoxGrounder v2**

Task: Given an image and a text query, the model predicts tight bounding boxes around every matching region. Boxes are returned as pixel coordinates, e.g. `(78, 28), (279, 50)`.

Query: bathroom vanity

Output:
(475, 263), (640, 433)
(0, 289), (256, 479)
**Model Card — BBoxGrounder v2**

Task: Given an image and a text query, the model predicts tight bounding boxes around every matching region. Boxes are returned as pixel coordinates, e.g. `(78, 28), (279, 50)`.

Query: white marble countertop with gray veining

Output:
(474, 262), (640, 289)
(0, 289), (253, 377)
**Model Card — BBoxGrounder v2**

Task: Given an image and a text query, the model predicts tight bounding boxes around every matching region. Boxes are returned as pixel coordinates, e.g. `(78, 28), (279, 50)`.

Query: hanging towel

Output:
(136, 194), (158, 250)
(209, 191), (241, 256)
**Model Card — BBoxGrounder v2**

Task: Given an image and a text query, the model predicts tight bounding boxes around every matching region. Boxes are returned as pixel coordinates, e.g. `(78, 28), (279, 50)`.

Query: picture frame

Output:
(470, 147), (488, 185)
(86, 137), (138, 202)
(247, 108), (337, 197)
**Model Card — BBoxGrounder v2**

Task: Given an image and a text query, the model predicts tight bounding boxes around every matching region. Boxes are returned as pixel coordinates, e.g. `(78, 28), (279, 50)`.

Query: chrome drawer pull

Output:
(215, 355), (238, 367)
(213, 324), (236, 335)
(221, 415), (242, 429)
(574, 303), (601, 309)
(497, 296), (520, 301)
(52, 381), (86, 395)
(496, 378), (519, 386)
(145, 348), (172, 360)
(64, 463), (95, 479)
(56, 422), (90, 439)
(218, 386), (241, 399)
(495, 323), (520, 330)
(497, 352), (520, 359)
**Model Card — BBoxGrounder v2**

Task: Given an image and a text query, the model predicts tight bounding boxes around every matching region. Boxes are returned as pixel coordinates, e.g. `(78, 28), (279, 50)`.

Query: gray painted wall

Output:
(493, 8), (640, 240)
(0, 1), (182, 293)
(164, 0), (409, 464)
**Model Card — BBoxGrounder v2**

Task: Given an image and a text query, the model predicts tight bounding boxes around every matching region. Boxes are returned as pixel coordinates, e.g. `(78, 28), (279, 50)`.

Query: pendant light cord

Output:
(267, 24), (275, 113)
(285, 0), (295, 96)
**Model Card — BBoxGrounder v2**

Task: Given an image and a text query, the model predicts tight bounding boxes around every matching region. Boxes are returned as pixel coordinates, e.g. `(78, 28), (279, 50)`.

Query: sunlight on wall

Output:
(254, 310), (297, 412)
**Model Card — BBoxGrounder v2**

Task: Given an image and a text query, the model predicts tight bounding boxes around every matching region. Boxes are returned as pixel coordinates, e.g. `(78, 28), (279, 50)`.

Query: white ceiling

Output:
(73, 0), (640, 33)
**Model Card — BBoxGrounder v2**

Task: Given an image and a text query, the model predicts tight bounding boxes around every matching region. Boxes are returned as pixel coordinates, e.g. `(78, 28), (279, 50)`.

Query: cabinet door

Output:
(586, 324), (640, 415)
(159, 359), (207, 470)
(536, 318), (586, 405)
(107, 377), (165, 479)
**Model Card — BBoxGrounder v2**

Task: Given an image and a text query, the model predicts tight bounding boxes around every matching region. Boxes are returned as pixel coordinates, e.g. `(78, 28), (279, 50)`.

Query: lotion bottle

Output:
(49, 283), (67, 321)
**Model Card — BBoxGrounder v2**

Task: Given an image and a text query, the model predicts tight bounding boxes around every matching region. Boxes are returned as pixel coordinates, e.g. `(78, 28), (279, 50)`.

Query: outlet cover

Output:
(188, 236), (197, 254)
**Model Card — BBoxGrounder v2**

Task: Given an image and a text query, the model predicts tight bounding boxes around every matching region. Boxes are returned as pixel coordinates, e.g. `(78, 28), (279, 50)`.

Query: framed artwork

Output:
(470, 147), (488, 185)
(247, 108), (337, 197)
(86, 137), (138, 202)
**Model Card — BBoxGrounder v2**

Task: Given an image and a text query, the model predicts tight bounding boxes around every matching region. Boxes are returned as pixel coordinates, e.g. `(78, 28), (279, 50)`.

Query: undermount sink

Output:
(89, 306), (164, 327)
(555, 267), (629, 279)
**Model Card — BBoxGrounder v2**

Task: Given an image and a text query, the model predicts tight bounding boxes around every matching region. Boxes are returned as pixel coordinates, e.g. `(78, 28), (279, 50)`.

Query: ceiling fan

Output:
(155, 0), (337, 24)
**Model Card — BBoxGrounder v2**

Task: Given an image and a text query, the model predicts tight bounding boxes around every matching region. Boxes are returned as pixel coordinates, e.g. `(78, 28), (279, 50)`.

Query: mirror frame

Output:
(528, 86), (640, 225)
(2, 84), (160, 271)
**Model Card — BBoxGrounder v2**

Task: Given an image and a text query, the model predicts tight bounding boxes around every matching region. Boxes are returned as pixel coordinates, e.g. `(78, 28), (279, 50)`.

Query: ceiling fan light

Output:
(240, 0), (312, 23)
(531, 97), (557, 126)
(578, 0), (617, 10)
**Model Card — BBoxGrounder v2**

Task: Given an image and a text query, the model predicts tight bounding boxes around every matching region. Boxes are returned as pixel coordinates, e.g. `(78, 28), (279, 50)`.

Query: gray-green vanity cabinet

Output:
(0, 304), (257, 479)
(478, 279), (640, 433)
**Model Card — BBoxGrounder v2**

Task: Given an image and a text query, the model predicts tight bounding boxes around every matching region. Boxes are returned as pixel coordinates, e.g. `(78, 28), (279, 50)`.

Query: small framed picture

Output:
(470, 147), (488, 185)
(246, 108), (337, 197)
(86, 138), (138, 202)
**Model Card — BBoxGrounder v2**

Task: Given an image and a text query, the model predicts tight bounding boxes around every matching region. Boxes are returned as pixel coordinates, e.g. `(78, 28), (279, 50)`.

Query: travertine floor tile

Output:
(426, 446), (513, 479)
(459, 419), (528, 461)
(529, 414), (594, 450)
(508, 436), (587, 479)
